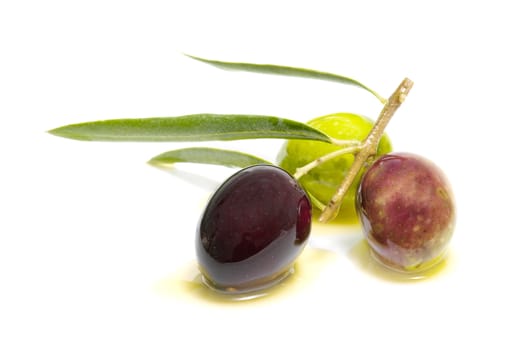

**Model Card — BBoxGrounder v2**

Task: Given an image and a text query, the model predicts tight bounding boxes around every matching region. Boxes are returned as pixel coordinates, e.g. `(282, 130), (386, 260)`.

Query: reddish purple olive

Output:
(196, 165), (312, 293)
(357, 153), (455, 272)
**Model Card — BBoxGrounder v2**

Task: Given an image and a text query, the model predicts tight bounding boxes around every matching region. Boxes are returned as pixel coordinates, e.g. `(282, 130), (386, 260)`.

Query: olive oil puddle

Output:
(155, 228), (453, 304)
(154, 247), (336, 305)
(348, 239), (452, 282)
(311, 221), (452, 282)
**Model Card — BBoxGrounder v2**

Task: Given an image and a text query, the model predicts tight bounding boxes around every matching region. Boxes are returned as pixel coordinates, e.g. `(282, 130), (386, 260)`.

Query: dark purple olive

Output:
(357, 153), (455, 273)
(196, 165), (312, 293)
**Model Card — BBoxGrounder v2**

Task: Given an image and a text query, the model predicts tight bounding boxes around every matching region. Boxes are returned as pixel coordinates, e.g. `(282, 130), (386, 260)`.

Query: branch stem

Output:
(329, 138), (362, 147)
(318, 78), (414, 222)
(294, 145), (362, 180)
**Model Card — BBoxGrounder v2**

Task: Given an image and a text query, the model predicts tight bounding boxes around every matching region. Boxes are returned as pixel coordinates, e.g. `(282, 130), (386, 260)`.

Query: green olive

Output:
(277, 112), (392, 221)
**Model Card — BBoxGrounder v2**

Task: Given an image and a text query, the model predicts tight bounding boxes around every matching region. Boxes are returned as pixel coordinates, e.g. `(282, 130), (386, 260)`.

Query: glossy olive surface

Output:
(196, 165), (311, 293)
(357, 153), (456, 272)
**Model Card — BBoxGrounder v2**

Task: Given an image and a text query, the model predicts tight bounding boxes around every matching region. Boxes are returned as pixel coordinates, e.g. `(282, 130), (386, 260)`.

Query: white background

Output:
(1, 1), (526, 349)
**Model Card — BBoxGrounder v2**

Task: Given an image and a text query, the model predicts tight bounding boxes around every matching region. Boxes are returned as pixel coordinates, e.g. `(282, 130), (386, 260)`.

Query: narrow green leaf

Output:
(186, 54), (386, 104)
(148, 147), (271, 168)
(48, 114), (332, 143)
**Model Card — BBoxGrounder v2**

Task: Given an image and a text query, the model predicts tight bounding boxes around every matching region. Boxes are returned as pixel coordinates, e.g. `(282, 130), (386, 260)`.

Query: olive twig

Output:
(293, 145), (362, 180)
(319, 77), (414, 223)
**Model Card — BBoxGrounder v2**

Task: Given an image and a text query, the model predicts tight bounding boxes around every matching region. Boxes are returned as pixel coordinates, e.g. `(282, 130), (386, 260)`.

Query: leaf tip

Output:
(147, 158), (166, 167)
(47, 125), (63, 136)
(47, 126), (92, 141)
(183, 53), (209, 64)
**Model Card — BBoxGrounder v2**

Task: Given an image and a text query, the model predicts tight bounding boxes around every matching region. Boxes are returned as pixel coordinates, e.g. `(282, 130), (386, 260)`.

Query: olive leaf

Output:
(186, 54), (386, 104)
(48, 114), (332, 143)
(148, 147), (272, 168)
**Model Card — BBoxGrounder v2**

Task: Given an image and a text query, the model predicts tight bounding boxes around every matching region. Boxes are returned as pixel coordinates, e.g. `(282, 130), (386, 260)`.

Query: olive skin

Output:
(196, 165), (311, 293)
(357, 153), (456, 272)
